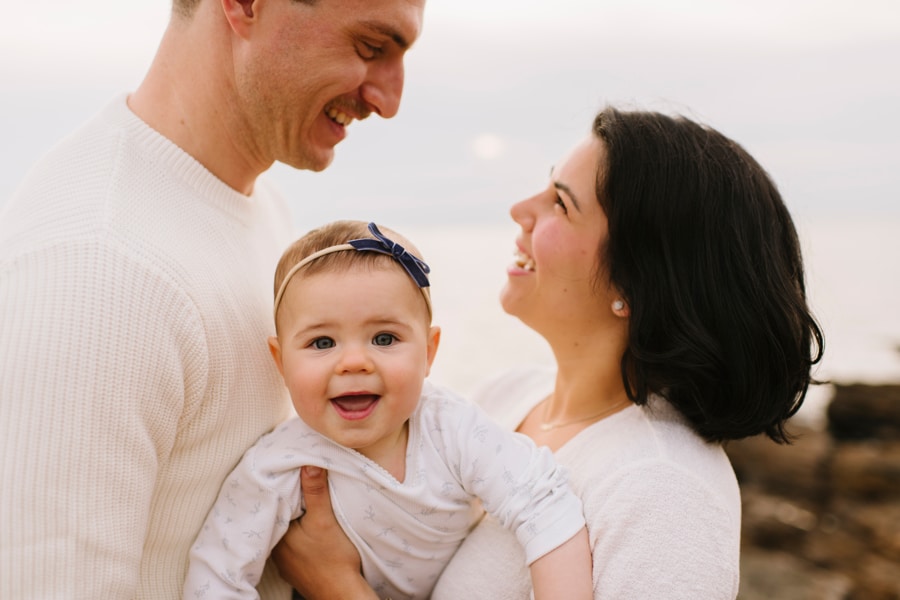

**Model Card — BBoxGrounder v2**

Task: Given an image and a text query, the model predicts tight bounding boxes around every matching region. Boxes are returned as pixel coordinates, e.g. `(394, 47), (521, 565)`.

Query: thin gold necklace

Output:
(539, 397), (631, 431)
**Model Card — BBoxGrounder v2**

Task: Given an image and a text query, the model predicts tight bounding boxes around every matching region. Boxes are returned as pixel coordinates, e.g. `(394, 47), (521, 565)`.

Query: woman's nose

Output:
(510, 194), (537, 231)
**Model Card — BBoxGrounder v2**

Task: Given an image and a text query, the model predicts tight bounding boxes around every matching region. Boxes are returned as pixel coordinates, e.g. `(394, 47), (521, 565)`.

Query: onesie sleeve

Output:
(183, 440), (301, 599)
(443, 394), (585, 565)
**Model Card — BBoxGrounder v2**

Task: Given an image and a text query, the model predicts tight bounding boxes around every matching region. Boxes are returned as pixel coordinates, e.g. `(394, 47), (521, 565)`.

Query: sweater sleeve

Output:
(583, 460), (740, 599)
(0, 238), (208, 598)
(447, 399), (585, 565)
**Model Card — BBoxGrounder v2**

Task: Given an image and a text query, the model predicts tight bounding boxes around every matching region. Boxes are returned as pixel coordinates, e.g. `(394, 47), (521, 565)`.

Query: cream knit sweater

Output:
(432, 366), (742, 599)
(0, 96), (296, 599)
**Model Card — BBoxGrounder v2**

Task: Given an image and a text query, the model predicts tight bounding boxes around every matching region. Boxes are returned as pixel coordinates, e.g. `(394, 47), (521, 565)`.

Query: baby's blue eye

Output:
(373, 333), (396, 346)
(313, 337), (335, 350)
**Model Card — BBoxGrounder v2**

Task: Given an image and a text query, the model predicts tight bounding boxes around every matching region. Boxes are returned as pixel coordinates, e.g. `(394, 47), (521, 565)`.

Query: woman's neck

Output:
(517, 348), (629, 451)
(515, 316), (630, 450)
(550, 321), (628, 410)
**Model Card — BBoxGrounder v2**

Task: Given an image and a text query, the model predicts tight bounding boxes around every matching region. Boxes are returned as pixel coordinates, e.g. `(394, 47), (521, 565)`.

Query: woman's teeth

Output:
(326, 107), (354, 126)
(514, 251), (535, 271)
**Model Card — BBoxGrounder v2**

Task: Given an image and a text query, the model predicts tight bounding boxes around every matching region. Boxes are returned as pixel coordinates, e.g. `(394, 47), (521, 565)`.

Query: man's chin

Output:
(285, 151), (335, 173)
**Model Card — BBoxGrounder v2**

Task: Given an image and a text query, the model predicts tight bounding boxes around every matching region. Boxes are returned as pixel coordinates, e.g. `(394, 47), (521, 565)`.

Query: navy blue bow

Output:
(348, 223), (431, 288)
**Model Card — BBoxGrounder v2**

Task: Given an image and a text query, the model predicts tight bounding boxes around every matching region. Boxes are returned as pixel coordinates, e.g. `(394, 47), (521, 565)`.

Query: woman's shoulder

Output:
(557, 400), (741, 523)
(565, 395), (730, 462)
(640, 396), (739, 480)
(561, 396), (741, 514)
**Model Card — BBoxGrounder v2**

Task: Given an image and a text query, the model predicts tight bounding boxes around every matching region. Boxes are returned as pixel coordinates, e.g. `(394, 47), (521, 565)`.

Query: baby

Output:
(183, 220), (591, 599)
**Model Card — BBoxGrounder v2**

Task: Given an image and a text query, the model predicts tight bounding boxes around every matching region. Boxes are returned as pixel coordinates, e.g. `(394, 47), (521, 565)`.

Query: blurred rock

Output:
(738, 549), (853, 600)
(853, 553), (900, 600)
(830, 441), (900, 500)
(800, 510), (869, 569)
(828, 383), (900, 440)
(740, 488), (816, 552)
(732, 381), (900, 599)
(851, 501), (900, 563)
(726, 424), (831, 503)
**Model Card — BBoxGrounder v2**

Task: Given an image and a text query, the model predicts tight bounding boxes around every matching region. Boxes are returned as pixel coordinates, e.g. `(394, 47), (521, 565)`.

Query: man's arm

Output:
(0, 243), (200, 596)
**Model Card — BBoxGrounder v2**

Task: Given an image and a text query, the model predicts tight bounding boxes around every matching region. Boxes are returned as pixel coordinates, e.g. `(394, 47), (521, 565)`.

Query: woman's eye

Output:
(312, 337), (335, 350)
(555, 194), (568, 214)
(373, 333), (396, 346)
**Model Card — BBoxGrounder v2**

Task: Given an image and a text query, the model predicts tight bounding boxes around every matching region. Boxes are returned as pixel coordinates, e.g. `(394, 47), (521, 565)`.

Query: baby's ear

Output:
(267, 336), (285, 377)
(425, 326), (441, 375)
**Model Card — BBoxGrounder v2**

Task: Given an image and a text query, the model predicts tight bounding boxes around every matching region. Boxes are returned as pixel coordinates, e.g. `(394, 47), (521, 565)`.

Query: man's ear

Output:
(221, 0), (259, 37)
(267, 335), (285, 377)
(424, 326), (441, 376)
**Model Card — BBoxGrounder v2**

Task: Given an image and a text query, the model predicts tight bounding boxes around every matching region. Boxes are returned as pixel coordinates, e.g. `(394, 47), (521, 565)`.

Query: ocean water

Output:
(3, 135), (897, 429)
(397, 217), (900, 429)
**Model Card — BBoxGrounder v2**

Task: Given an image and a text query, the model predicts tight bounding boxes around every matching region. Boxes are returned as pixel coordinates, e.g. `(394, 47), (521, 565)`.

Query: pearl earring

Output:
(612, 300), (625, 312)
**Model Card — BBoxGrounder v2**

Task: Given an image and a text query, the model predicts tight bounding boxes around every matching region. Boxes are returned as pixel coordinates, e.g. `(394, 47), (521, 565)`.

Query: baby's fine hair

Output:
(273, 220), (432, 327)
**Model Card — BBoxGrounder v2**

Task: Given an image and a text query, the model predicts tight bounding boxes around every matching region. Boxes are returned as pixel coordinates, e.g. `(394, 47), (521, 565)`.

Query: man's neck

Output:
(128, 11), (264, 196)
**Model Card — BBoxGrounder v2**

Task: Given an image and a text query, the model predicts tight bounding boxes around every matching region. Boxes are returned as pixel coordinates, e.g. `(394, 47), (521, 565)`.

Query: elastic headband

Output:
(273, 222), (432, 321)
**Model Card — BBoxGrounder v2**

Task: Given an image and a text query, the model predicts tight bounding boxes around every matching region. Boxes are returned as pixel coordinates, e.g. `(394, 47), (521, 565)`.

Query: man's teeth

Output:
(514, 251), (535, 271)
(326, 107), (354, 126)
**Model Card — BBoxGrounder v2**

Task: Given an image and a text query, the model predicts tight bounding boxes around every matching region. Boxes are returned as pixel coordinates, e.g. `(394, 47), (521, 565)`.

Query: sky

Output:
(2, 1), (900, 391)
(2, 0), (899, 228)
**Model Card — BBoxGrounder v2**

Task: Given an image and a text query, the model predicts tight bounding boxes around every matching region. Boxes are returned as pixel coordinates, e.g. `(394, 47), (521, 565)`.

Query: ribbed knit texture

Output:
(0, 96), (296, 599)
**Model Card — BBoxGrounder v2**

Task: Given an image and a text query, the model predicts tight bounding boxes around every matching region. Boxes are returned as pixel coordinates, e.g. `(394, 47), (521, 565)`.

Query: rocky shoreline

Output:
(726, 382), (900, 599)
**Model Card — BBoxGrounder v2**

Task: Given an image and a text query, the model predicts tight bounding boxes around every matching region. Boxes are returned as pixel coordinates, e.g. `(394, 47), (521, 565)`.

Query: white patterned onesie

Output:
(183, 381), (585, 600)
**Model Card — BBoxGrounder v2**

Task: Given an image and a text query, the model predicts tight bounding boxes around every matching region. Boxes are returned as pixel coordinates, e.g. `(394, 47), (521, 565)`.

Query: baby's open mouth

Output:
(331, 394), (380, 420)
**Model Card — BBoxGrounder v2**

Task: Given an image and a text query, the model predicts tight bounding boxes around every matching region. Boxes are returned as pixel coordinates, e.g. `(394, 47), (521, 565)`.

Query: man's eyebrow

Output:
(361, 21), (411, 49)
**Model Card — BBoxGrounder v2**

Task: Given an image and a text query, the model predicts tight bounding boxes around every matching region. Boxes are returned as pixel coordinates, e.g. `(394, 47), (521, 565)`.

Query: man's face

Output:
(233, 0), (426, 172)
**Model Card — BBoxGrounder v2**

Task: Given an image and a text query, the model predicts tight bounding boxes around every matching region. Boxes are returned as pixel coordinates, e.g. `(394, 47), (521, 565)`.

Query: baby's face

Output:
(270, 265), (439, 466)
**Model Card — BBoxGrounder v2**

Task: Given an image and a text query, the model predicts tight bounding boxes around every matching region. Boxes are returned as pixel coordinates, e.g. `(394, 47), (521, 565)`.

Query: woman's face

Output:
(501, 134), (615, 337)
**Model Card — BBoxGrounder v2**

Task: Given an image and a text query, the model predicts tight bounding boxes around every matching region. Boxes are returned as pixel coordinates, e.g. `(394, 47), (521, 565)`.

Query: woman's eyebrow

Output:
(554, 180), (581, 212)
(549, 166), (581, 212)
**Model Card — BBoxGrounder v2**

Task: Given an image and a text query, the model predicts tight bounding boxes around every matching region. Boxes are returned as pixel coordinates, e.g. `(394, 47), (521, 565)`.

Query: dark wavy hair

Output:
(593, 107), (824, 444)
